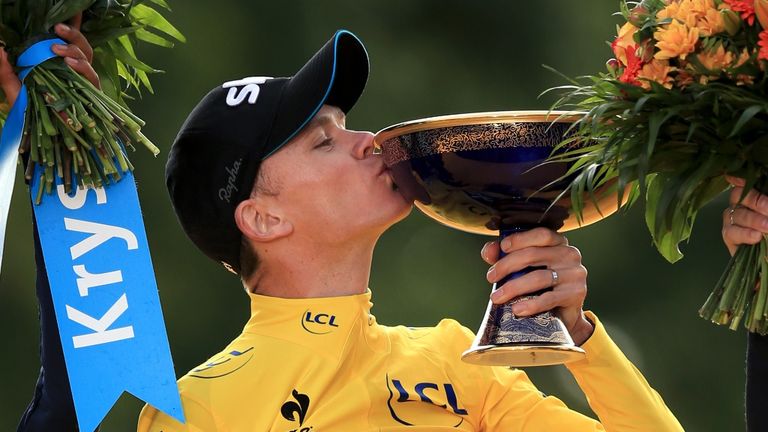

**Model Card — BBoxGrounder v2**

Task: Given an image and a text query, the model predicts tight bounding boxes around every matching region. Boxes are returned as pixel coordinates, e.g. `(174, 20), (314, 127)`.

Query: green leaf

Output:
(729, 104), (765, 138)
(146, 0), (171, 10)
(86, 25), (143, 47)
(45, 0), (98, 30)
(129, 3), (185, 42)
(107, 39), (159, 73)
(135, 27), (174, 48)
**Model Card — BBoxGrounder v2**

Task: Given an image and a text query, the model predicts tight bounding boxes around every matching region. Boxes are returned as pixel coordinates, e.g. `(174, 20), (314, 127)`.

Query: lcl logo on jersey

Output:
(281, 389), (314, 432)
(222, 76), (272, 106)
(300, 310), (339, 335)
(386, 374), (467, 428)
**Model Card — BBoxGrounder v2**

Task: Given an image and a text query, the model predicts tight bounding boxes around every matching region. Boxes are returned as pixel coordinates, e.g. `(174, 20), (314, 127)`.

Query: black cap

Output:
(166, 30), (369, 274)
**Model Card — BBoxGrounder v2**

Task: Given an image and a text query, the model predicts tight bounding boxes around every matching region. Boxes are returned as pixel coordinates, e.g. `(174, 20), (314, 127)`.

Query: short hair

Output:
(238, 167), (280, 281)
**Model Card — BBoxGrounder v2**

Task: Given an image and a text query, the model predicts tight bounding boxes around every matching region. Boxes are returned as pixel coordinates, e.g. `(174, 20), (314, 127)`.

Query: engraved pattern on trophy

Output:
(484, 304), (569, 345)
(382, 123), (567, 166)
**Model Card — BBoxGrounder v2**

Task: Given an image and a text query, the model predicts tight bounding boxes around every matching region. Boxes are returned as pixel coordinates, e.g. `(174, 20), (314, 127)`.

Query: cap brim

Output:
(264, 29), (369, 158)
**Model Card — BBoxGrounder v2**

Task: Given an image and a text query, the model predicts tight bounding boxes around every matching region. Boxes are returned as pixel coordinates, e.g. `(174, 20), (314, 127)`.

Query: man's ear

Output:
(235, 197), (293, 243)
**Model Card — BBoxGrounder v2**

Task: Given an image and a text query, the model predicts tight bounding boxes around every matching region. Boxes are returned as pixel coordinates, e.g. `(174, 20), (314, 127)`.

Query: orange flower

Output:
(657, 0), (724, 35)
(758, 29), (768, 60)
(723, 0), (755, 25)
(612, 22), (639, 65)
(654, 20), (700, 60)
(697, 5), (726, 35)
(657, 1), (696, 27)
(637, 59), (675, 89)
(757, 0), (768, 29)
(697, 44), (734, 71)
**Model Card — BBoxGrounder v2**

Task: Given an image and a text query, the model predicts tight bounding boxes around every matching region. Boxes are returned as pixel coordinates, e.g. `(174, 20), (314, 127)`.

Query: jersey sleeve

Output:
(476, 358), (606, 430)
(562, 311), (683, 431)
(455, 312), (682, 431)
(137, 393), (220, 432)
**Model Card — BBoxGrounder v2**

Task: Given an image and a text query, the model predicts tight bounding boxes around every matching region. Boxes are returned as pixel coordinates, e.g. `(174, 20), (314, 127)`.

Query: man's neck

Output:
(244, 239), (375, 299)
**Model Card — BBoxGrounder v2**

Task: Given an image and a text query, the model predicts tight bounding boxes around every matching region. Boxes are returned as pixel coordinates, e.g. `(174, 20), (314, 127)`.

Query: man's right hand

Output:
(0, 14), (99, 107)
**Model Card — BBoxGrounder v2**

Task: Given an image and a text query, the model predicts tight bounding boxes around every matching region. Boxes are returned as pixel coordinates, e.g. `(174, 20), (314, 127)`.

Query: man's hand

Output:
(723, 176), (768, 256)
(481, 227), (594, 345)
(0, 14), (99, 107)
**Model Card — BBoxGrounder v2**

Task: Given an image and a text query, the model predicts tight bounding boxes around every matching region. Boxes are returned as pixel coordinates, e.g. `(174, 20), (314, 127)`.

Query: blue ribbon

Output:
(1, 40), (184, 430)
(31, 170), (185, 431)
(0, 38), (64, 271)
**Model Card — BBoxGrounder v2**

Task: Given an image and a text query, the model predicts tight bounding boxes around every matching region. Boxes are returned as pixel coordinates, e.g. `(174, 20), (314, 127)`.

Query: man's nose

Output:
(351, 130), (376, 159)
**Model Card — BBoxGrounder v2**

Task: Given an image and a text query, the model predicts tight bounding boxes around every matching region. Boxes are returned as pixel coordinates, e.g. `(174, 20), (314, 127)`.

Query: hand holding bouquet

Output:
(0, 0), (183, 199)
(548, 0), (768, 334)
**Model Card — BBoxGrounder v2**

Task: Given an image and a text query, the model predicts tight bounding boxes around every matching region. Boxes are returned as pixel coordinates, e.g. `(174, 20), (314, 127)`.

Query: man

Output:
(138, 30), (683, 431)
(6, 28), (765, 432)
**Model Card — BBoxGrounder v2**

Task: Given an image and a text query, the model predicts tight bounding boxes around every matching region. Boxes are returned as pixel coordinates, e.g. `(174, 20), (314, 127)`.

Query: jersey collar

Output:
(243, 289), (389, 361)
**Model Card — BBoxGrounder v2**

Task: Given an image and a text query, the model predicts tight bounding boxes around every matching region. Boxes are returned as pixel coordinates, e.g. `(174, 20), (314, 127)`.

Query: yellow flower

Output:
(658, 1), (696, 26)
(637, 59), (675, 89)
(697, 44), (734, 71)
(656, 0), (724, 36)
(654, 20), (700, 60)
(612, 22), (639, 64)
(696, 5), (725, 35)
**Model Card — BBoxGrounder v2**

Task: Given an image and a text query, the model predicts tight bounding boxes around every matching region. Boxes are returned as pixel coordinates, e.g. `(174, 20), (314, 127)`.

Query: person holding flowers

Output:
(549, 0), (768, 430)
(1, 14), (103, 431)
(0, 2), (185, 430)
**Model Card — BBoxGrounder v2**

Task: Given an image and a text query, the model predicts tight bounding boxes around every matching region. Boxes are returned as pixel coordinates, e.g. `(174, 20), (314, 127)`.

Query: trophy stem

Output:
(461, 226), (586, 367)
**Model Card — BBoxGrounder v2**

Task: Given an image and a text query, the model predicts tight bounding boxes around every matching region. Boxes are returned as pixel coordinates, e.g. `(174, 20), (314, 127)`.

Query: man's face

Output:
(256, 105), (412, 245)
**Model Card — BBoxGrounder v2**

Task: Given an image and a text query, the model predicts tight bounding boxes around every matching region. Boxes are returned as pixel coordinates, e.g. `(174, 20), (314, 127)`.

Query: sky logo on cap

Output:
(222, 76), (272, 106)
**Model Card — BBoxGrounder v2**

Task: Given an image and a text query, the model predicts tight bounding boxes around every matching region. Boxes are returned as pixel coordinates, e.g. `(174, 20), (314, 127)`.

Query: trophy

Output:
(375, 111), (621, 367)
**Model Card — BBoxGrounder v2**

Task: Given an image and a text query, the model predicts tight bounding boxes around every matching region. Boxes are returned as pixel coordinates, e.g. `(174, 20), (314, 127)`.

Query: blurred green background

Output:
(0, 1), (747, 430)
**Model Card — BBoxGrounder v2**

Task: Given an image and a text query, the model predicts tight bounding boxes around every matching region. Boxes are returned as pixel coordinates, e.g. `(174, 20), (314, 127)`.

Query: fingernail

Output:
(51, 44), (63, 51)
(481, 241), (492, 258)
(58, 23), (70, 31)
(490, 289), (503, 303)
(64, 57), (77, 66)
(486, 265), (496, 281)
(501, 237), (511, 251)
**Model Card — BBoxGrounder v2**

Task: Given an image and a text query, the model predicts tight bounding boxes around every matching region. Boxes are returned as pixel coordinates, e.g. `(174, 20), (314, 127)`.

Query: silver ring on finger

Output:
(550, 269), (559, 286)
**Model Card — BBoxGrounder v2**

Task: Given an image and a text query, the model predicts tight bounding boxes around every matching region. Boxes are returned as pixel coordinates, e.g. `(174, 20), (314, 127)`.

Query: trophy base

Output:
(461, 344), (586, 367)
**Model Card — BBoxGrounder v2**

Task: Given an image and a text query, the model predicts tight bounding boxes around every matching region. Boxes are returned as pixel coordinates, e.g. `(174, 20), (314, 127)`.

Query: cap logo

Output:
(222, 76), (272, 107)
(218, 158), (243, 203)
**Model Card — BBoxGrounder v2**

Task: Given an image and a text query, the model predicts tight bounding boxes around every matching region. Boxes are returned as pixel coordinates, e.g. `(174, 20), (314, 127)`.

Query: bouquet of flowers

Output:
(548, 0), (768, 334)
(0, 0), (184, 200)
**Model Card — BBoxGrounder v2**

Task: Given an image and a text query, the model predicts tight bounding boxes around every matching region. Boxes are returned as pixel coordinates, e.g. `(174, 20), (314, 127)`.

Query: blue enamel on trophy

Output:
(375, 111), (621, 367)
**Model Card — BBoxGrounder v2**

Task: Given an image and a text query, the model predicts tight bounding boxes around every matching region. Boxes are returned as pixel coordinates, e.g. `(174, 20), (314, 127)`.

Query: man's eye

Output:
(315, 139), (334, 150)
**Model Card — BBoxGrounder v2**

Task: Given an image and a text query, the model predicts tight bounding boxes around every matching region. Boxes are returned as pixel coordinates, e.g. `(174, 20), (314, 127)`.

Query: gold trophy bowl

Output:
(375, 111), (622, 367)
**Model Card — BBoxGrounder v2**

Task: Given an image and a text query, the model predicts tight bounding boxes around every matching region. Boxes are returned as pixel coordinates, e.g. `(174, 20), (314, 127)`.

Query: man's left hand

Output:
(481, 227), (594, 345)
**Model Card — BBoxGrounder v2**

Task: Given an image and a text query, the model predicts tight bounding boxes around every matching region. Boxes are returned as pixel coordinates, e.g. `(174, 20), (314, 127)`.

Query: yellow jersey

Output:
(138, 291), (682, 431)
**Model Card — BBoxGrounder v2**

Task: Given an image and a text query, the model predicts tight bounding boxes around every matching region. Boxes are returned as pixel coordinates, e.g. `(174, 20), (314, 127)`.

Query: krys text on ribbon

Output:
(32, 169), (184, 432)
(60, 184), (136, 348)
